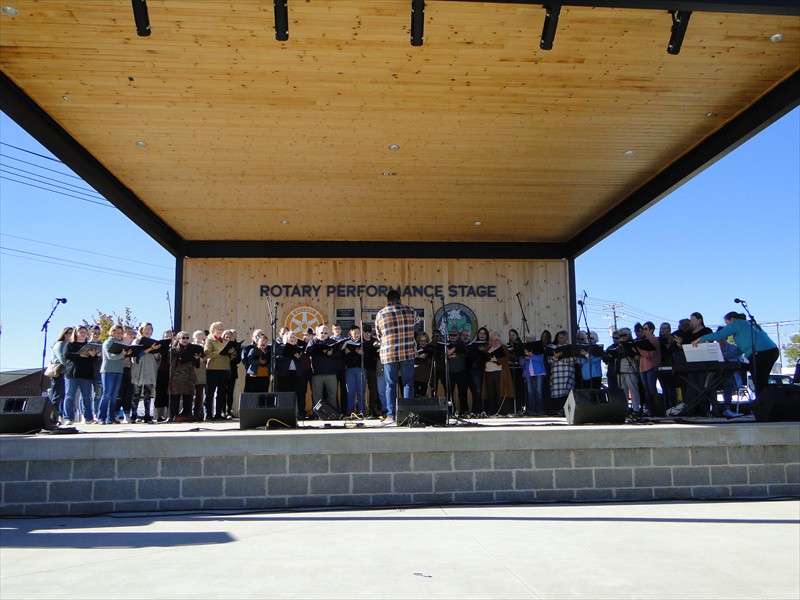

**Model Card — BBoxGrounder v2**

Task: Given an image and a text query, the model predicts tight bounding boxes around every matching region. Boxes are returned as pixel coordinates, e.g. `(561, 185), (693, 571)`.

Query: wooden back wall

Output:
(182, 258), (572, 341)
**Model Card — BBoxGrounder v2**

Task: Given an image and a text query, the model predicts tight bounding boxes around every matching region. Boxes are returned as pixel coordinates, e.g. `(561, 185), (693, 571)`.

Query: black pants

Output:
(205, 369), (229, 419)
(751, 347), (780, 398)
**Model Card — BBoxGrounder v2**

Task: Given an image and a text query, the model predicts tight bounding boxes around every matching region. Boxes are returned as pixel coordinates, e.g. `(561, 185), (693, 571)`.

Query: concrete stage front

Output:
(1, 416), (798, 517)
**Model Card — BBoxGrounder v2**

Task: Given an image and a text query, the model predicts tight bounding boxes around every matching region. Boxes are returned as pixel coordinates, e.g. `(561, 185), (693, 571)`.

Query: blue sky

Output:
(1, 108), (798, 372)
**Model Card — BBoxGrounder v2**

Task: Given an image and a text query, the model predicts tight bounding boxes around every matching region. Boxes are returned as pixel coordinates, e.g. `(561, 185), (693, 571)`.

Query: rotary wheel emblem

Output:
(284, 305), (328, 336)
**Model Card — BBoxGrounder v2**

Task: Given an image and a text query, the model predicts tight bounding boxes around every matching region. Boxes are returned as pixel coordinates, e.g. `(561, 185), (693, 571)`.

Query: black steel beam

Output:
(173, 257), (184, 332)
(565, 69), (800, 258)
(0, 71), (185, 257)
(437, 1), (799, 16)
(183, 240), (568, 260)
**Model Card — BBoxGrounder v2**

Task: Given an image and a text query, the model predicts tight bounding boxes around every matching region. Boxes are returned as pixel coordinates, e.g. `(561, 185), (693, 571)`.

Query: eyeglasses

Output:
(180, 336), (190, 340)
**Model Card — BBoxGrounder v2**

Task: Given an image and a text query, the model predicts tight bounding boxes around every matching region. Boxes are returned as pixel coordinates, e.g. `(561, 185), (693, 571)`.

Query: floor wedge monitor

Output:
(564, 389), (628, 425)
(752, 384), (800, 422)
(397, 397), (448, 426)
(239, 392), (297, 429)
(0, 396), (59, 434)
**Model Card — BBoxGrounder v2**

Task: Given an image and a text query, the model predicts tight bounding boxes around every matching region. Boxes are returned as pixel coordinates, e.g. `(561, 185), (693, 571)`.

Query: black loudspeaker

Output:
(0, 396), (59, 434)
(752, 385), (800, 422)
(239, 392), (297, 429)
(313, 398), (341, 421)
(564, 389), (628, 425)
(397, 397), (448, 426)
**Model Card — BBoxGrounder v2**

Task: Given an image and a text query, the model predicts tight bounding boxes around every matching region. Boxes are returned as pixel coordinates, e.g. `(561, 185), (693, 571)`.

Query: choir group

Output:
(44, 308), (779, 426)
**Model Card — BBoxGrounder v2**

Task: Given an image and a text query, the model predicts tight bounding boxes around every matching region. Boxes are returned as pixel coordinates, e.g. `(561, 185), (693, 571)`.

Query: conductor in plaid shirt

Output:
(375, 289), (417, 423)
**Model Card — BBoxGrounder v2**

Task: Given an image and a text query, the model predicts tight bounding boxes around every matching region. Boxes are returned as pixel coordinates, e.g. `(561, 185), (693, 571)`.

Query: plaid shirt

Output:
(375, 302), (417, 364)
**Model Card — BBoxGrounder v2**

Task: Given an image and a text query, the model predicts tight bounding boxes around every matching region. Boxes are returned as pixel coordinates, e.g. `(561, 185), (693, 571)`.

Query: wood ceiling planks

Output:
(1, 1), (798, 244)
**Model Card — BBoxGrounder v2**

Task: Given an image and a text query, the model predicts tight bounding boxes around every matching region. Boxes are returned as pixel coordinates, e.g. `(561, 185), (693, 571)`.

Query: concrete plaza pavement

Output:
(1, 499), (798, 599)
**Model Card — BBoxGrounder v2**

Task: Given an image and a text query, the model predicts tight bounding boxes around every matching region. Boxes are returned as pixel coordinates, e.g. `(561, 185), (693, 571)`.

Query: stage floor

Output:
(37, 411), (761, 436)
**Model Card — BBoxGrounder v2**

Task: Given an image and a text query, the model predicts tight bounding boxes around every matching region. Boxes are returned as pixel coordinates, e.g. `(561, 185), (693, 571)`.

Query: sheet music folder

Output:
(682, 342), (724, 363)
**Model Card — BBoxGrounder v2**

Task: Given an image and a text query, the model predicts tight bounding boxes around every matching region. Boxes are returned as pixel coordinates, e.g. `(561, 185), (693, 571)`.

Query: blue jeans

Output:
(640, 368), (658, 396)
(345, 368), (366, 414)
(64, 377), (94, 421)
(376, 366), (387, 415)
(99, 372), (123, 423)
(524, 375), (545, 414)
(383, 360), (415, 418)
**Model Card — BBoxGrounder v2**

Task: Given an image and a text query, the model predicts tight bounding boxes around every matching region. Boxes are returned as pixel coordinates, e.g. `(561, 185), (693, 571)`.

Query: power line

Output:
(0, 233), (173, 271)
(0, 247), (173, 284)
(0, 152), (84, 180)
(0, 174), (113, 208)
(0, 141), (64, 164)
(1, 165), (105, 199)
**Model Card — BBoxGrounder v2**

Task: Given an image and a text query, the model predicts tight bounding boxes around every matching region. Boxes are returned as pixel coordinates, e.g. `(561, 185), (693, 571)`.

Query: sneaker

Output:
(382, 417), (395, 425)
(722, 408), (743, 419)
(666, 403), (686, 417)
(62, 419), (73, 426)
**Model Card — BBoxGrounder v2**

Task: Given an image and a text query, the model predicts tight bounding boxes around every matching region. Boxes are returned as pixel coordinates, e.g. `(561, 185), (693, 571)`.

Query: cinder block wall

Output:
(1, 424), (798, 516)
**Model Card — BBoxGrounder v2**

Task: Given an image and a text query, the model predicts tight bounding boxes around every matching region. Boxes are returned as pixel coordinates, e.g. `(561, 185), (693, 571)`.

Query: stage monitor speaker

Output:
(239, 392), (297, 429)
(752, 384), (800, 422)
(313, 398), (341, 421)
(0, 396), (58, 434)
(564, 389), (628, 425)
(397, 397), (448, 426)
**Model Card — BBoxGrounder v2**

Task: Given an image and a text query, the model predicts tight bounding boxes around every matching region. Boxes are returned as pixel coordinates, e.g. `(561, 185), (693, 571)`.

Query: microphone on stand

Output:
(734, 298), (744, 304)
(56, 298), (68, 304)
(577, 300), (584, 306)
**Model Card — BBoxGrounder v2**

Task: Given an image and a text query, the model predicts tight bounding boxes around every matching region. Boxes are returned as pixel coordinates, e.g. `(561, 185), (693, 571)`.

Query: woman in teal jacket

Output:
(693, 311), (779, 398)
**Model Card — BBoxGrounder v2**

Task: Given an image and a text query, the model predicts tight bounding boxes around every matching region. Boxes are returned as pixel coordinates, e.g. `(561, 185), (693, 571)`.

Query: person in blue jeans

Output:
(375, 290), (417, 423)
(343, 326), (367, 416)
(98, 325), (131, 424)
(64, 325), (100, 424)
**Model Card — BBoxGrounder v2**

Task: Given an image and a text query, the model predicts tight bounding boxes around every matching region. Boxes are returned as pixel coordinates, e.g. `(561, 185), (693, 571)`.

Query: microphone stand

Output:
(428, 297), (437, 397)
(358, 295), (366, 416)
(39, 298), (65, 397)
(266, 296), (279, 393)
(166, 292), (176, 417)
(737, 299), (761, 400)
(515, 292), (532, 338)
(515, 291), (533, 415)
(439, 296), (453, 417)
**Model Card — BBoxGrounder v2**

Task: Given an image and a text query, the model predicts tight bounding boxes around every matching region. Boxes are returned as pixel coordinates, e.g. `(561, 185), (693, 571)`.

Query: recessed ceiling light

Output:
(623, 150), (636, 157)
(705, 112), (716, 117)
(474, 221), (482, 226)
(134, 140), (147, 148)
(280, 220), (289, 225)
(388, 144), (400, 151)
(1, 6), (19, 17)
(62, 95), (70, 101)
(769, 33), (784, 43)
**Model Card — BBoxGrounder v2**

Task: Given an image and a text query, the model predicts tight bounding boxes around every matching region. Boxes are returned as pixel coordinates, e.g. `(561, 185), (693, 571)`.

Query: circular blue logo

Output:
(433, 303), (478, 342)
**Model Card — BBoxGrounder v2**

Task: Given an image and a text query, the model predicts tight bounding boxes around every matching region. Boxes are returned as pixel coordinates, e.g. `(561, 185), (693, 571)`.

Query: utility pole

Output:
(603, 303), (624, 331)
(762, 320), (798, 370)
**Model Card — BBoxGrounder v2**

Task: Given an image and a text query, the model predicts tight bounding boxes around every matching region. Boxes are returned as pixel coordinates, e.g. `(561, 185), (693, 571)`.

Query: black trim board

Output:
(0, 72), (185, 257)
(565, 69), (800, 258)
(182, 241), (567, 260)
(442, 1), (799, 16)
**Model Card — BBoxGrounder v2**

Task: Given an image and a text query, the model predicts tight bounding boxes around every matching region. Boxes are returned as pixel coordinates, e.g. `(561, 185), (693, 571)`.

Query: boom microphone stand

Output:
(735, 298), (761, 400)
(515, 292), (532, 338)
(40, 297), (67, 396)
(265, 296), (279, 393)
(439, 295), (454, 417)
(428, 296), (438, 397)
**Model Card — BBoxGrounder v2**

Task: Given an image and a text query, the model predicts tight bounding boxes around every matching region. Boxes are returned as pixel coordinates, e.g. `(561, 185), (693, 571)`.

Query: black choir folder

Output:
(107, 342), (144, 357)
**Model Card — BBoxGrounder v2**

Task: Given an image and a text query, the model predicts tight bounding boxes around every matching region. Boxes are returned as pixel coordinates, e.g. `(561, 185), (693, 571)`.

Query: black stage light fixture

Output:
(131, 0), (151, 37)
(667, 10), (691, 55)
(540, 5), (560, 51)
(274, 0), (289, 41)
(410, 0), (425, 47)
